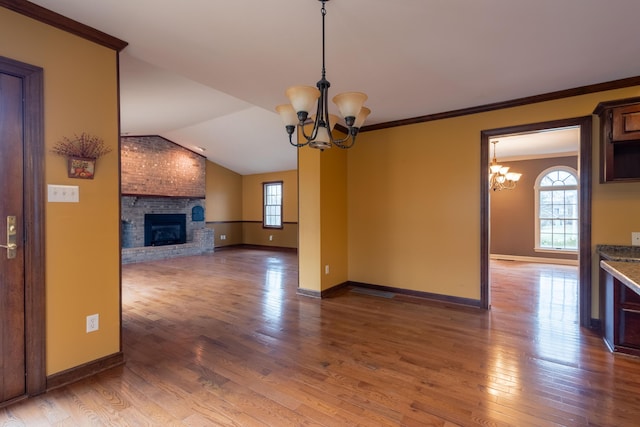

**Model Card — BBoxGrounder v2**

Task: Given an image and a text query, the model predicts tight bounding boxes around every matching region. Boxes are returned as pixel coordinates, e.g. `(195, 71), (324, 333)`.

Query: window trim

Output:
(263, 181), (283, 229)
(534, 166), (579, 253)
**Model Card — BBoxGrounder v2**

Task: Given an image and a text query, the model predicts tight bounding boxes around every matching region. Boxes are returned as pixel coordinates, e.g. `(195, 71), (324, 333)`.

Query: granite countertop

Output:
(597, 244), (640, 262)
(600, 260), (640, 296)
(598, 245), (640, 295)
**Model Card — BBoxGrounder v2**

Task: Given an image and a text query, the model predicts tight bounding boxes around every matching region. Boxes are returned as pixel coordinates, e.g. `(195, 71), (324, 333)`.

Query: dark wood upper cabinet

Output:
(612, 103), (640, 141)
(594, 97), (640, 183)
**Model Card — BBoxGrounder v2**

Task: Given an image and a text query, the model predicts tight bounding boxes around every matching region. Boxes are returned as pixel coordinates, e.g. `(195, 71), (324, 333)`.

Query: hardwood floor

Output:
(2, 250), (640, 426)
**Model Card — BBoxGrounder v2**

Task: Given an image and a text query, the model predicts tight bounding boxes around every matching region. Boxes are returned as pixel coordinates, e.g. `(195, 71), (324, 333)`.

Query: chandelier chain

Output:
(321, 1), (327, 80)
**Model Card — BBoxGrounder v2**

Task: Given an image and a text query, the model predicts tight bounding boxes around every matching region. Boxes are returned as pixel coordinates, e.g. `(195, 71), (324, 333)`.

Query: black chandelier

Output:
(275, 0), (371, 150)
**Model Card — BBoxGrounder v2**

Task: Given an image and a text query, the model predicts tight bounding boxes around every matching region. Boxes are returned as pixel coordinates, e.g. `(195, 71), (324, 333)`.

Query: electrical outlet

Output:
(220, 234), (226, 240)
(86, 314), (99, 333)
(325, 264), (330, 275)
(633, 232), (640, 247)
(269, 235), (273, 241)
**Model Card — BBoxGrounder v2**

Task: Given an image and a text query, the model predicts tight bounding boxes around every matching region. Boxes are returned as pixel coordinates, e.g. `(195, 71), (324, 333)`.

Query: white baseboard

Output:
(490, 254), (579, 266)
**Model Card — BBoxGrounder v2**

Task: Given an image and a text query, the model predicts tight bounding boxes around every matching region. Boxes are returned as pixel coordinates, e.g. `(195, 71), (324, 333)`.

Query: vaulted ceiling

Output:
(28, 0), (640, 174)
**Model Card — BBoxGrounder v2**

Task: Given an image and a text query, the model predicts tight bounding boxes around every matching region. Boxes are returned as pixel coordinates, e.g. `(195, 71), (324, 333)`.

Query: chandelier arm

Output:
(333, 136), (356, 149)
(329, 122), (358, 146)
(333, 123), (361, 146)
(288, 132), (310, 148)
(322, 84), (336, 145)
(298, 122), (317, 143)
(330, 132), (354, 146)
(318, 78), (357, 148)
(284, 124), (309, 148)
(298, 97), (324, 142)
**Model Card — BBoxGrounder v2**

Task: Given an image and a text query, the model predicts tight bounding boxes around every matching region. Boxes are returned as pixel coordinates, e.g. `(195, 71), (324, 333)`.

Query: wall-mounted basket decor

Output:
(67, 157), (96, 179)
(51, 132), (111, 180)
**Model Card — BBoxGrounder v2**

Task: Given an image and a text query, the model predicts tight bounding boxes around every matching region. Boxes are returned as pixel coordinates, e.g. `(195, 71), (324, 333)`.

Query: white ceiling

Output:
(490, 126), (580, 161)
(27, 0), (640, 175)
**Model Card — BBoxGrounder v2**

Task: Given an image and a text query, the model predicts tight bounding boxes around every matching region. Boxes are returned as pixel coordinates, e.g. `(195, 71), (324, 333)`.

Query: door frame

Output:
(0, 56), (46, 398)
(480, 116), (593, 328)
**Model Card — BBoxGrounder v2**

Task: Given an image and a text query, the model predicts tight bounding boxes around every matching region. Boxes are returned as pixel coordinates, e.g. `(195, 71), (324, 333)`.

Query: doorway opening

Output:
(480, 116), (593, 328)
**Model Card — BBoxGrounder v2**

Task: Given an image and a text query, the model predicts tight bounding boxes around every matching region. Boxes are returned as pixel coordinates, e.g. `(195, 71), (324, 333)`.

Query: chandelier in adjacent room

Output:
(275, 0), (371, 150)
(489, 140), (522, 191)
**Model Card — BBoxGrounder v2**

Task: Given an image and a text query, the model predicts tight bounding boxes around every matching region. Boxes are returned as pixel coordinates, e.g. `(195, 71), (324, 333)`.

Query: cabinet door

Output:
(618, 284), (640, 351)
(620, 309), (640, 349)
(601, 103), (640, 182)
(612, 104), (640, 141)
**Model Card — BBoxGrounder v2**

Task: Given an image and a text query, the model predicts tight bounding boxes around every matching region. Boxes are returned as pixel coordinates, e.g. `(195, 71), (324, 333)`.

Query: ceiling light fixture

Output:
(489, 140), (522, 191)
(275, 0), (370, 150)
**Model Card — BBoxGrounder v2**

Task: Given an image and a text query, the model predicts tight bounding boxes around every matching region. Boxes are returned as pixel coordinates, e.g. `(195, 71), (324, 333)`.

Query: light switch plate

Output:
(632, 232), (640, 247)
(48, 184), (79, 203)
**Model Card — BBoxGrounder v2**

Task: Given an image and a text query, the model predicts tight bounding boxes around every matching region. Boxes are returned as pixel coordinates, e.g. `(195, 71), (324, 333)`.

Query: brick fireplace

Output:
(120, 136), (213, 264)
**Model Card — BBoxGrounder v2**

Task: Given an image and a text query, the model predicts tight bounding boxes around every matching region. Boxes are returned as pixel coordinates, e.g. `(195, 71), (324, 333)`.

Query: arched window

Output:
(535, 166), (578, 252)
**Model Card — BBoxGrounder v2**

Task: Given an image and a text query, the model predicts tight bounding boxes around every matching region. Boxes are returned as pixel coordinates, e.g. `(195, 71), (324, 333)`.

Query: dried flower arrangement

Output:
(51, 132), (112, 159)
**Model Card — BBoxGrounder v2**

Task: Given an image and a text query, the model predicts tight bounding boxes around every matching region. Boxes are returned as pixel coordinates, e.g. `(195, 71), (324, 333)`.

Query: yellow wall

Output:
(296, 143), (348, 293)
(320, 145), (348, 290)
(348, 87), (640, 316)
(204, 162), (298, 248)
(298, 148), (322, 291)
(241, 222), (298, 248)
(206, 222), (244, 247)
(205, 161), (242, 221)
(348, 117), (481, 297)
(242, 170), (298, 222)
(205, 161), (243, 247)
(242, 169), (298, 248)
(1, 8), (121, 373)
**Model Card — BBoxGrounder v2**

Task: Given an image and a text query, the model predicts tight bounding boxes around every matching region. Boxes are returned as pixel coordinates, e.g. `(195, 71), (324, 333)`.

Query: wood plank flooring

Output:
(2, 250), (640, 426)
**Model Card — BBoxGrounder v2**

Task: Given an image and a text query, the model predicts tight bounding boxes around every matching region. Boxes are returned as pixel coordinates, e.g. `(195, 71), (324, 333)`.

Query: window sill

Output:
(534, 247), (578, 255)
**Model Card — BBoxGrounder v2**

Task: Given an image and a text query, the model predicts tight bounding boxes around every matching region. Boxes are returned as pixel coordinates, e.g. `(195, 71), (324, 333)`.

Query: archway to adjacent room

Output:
(480, 116), (593, 328)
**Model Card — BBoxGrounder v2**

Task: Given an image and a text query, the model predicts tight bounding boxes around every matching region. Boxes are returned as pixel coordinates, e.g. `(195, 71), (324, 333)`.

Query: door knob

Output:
(3, 216), (17, 259)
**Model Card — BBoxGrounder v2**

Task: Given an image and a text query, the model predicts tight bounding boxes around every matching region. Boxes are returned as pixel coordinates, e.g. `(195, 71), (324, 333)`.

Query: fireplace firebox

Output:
(144, 214), (187, 246)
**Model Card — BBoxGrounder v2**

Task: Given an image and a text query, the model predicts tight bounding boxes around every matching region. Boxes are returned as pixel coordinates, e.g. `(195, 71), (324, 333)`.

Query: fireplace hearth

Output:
(144, 214), (186, 246)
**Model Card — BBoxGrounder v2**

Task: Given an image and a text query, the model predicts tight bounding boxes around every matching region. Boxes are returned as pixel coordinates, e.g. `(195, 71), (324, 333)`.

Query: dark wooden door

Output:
(0, 71), (26, 402)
